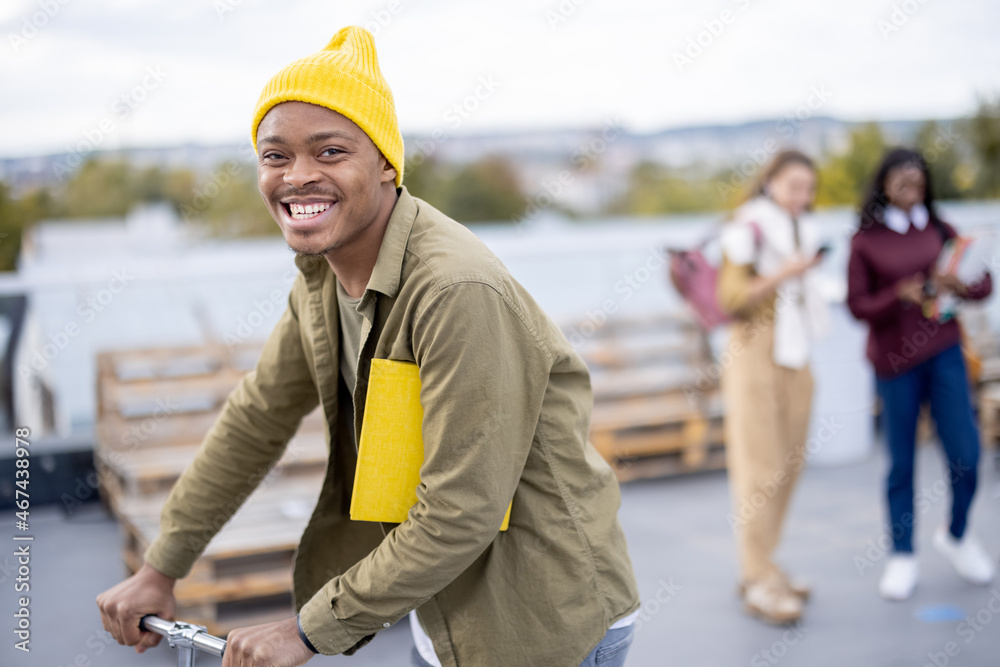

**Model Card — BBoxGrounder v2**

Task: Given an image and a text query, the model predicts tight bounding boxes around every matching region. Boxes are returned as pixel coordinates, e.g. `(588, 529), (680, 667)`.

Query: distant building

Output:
(6, 202), (296, 441)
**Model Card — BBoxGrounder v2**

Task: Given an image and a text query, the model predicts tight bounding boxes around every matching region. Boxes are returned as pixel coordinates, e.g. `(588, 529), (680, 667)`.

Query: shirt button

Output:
(382, 622), (390, 628)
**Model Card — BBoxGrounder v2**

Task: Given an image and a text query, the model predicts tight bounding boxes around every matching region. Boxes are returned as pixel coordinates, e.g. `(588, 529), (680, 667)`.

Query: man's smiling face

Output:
(255, 101), (397, 257)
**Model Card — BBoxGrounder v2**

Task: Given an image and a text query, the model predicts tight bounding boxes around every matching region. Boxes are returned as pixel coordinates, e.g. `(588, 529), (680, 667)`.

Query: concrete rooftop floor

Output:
(2, 440), (998, 667)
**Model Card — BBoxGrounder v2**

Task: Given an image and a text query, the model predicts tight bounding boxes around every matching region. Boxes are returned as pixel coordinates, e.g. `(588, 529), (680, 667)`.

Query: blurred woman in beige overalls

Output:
(717, 150), (829, 624)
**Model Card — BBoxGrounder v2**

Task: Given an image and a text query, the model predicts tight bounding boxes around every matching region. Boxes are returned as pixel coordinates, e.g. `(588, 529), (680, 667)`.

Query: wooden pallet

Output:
(611, 443), (729, 481)
(97, 407), (325, 452)
(582, 329), (708, 371)
(978, 357), (1000, 388)
(978, 382), (1000, 450)
(568, 312), (722, 481)
(956, 309), (1000, 450)
(589, 366), (704, 402)
(96, 429), (328, 514)
(590, 392), (724, 477)
(120, 474), (325, 635)
(95, 343), (326, 452)
(94, 344), (327, 506)
(94, 343), (335, 633)
(96, 343), (259, 427)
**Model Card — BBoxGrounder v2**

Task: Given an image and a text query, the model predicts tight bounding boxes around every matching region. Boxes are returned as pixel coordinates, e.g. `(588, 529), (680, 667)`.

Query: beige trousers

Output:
(721, 316), (814, 584)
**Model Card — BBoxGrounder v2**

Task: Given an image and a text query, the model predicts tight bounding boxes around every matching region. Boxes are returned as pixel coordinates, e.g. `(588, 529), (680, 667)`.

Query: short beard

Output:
(286, 232), (341, 257)
(287, 240), (340, 258)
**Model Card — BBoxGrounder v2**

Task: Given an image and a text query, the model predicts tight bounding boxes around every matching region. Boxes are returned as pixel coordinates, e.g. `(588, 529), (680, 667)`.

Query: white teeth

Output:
(287, 202), (333, 219)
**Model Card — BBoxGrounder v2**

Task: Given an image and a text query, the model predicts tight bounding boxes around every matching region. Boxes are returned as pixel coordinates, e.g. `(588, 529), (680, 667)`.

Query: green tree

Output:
(915, 120), (965, 200)
(609, 161), (728, 215)
(0, 184), (24, 272)
(53, 159), (199, 219)
(965, 96), (1000, 198)
(50, 157), (277, 238)
(444, 156), (524, 223)
(0, 183), (52, 272)
(816, 122), (887, 207)
(182, 161), (276, 237)
(401, 154), (452, 208)
(56, 159), (135, 218)
(398, 154), (528, 223)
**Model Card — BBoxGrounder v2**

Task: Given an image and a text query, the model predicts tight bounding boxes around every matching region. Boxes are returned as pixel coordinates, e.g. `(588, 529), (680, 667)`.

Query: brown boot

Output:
(777, 571), (812, 602)
(738, 575), (811, 602)
(742, 576), (804, 625)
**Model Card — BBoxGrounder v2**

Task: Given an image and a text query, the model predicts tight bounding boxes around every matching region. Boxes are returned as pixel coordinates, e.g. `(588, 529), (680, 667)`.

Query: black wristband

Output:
(296, 614), (319, 654)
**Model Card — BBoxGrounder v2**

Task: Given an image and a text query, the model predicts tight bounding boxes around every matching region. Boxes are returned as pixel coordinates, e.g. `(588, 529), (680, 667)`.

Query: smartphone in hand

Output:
(814, 244), (832, 261)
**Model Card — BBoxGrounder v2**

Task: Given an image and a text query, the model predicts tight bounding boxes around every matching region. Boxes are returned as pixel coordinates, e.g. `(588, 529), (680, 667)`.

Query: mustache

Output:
(269, 187), (340, 206)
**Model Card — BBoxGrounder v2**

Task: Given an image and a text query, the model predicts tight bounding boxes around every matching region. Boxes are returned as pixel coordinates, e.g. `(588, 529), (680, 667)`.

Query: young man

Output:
(96, 26), (641, 667)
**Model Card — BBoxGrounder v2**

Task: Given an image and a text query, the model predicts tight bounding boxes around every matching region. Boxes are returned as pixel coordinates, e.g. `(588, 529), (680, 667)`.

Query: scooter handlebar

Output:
(139, 614), (227, 657)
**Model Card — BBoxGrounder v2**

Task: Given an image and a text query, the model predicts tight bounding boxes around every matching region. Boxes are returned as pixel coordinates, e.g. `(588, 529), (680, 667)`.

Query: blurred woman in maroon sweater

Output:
(847, 148), (995, 601)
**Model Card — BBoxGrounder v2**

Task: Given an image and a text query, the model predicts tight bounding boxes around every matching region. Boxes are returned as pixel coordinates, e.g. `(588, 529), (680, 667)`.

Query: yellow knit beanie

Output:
(251, 26), (404, 187)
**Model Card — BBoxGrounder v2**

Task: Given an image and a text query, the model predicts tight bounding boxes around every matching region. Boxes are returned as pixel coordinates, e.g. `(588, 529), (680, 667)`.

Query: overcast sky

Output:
(1, 0), (998, 158)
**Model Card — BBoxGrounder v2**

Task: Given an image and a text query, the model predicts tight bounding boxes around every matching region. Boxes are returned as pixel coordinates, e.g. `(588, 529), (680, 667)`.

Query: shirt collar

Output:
(365, 186), (417, 299)
(293, 186), (418, 300)
(884, 203), (929, 234)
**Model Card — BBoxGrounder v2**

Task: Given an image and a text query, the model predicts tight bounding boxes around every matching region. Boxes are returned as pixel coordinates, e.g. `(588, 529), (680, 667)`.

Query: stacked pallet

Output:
(959, 307), (1000, 451)
(95, 344), (328, 634)
(572, 313), (725, 481)
(961, 308), (999, 385)
(978, 384), (1000, 450)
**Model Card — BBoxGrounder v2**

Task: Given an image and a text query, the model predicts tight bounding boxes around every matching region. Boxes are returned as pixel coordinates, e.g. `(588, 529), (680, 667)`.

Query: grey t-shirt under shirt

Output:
(336, 279), (364, 426)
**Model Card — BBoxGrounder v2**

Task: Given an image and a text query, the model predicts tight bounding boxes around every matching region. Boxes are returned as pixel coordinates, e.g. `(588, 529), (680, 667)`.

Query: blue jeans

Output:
(876, 343), (980, 553)
(578, 625), (635, 667)
(409, 624), (635, 667)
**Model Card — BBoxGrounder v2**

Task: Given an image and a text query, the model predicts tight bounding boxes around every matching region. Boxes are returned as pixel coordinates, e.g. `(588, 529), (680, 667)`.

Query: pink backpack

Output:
(666, 222), (761, 331)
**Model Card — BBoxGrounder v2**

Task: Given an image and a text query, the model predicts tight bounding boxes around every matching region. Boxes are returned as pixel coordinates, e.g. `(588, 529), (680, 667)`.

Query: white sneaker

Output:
(879, 554), (918, 601)
(933, 526), (996, 586)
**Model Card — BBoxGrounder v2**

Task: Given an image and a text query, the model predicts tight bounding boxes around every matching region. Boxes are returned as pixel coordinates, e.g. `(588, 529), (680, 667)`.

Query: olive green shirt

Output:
(143, 186), (640, 666)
